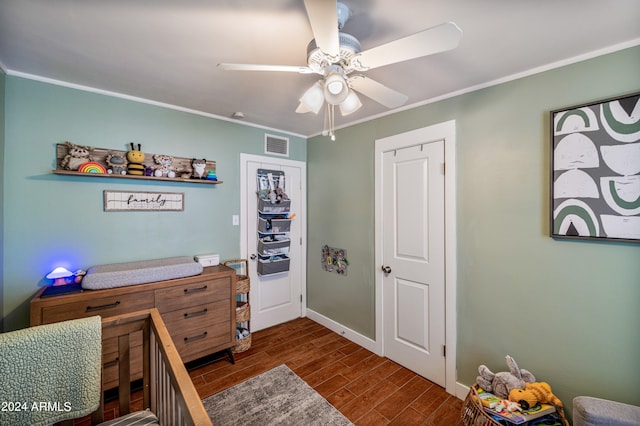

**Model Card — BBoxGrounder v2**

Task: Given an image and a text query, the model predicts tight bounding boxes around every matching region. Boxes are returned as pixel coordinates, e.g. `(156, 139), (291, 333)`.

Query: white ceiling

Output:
(1, 0), (639, 137)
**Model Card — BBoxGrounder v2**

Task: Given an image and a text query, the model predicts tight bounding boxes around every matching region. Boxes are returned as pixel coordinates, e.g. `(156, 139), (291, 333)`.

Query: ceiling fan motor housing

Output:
(306, 32), (361, 74)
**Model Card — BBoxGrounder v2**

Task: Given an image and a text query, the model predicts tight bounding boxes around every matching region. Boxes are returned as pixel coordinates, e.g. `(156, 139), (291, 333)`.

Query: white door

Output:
(379, 134), (446, 386)
(241, 154), (306, 332)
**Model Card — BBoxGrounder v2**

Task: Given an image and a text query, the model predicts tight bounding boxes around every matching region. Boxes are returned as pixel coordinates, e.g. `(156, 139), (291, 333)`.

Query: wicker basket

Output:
(460, 385), (569, 426)
(236, 302), (250, 323)
(233, 333), (252, 353)
(460, 386), (503, 426)
(223, 259), (250, 294)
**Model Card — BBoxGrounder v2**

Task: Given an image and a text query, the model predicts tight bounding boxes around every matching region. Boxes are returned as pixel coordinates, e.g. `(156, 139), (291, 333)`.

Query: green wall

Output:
(307, 45), (640, 416)
(1, 76), (305, 331)
(0, 68), (5, 331)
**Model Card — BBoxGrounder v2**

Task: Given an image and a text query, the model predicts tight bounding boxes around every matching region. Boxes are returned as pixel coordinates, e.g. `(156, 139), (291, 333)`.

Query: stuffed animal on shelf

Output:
(60, 141), (93, 170)
(191, 158), (206, 179)
(126, 143), (146, 175)
(509, 382), (563, 409)
(153, 154), (176, 178)
(476, 355), (536, 399)
(105, 152), (128, 175)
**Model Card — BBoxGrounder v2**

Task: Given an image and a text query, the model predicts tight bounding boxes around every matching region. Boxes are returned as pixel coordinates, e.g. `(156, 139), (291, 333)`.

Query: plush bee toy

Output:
(126, 143), (145, 175)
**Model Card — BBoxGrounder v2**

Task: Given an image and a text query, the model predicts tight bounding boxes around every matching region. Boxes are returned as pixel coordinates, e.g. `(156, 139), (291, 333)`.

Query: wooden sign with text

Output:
(104, 190), (184, 211)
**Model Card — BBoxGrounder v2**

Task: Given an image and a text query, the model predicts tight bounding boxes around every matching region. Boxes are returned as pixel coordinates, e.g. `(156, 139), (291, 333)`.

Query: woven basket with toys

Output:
(460, 356), (568, 426)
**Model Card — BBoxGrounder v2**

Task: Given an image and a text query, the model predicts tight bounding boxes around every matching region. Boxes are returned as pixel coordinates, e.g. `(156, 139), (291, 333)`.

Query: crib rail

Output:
(94, 308), (212, 425)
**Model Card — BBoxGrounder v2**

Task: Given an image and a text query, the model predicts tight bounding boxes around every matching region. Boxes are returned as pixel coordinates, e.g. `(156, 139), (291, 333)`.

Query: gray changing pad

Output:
(82, 256), (203, 290)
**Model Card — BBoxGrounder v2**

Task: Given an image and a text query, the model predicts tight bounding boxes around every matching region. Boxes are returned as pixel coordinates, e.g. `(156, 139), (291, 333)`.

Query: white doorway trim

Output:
(240, 153), (307, 319)
(374, 120), (458, 396)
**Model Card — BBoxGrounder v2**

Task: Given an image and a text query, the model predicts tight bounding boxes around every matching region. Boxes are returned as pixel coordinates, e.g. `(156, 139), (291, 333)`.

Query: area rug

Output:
(202, 364), (353, 425)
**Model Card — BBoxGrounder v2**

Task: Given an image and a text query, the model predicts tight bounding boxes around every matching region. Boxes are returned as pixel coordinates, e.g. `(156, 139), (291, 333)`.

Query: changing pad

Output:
(82, 256), (203, 290)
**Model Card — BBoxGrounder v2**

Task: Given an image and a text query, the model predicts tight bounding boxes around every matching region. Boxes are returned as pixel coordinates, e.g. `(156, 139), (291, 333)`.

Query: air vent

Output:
(265, 134), (289, 157)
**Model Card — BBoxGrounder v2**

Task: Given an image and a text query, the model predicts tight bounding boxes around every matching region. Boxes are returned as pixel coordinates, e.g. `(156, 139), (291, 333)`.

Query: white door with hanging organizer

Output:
(243, 158), (304, 332)
(256, 169), (293, 275)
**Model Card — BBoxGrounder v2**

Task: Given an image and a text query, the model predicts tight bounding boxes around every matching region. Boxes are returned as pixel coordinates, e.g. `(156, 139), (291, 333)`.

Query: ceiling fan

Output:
(218, 0), (462, 137)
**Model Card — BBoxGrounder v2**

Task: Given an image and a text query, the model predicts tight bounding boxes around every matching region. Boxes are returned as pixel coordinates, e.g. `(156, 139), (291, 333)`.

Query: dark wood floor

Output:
(189, 316), (463, 425)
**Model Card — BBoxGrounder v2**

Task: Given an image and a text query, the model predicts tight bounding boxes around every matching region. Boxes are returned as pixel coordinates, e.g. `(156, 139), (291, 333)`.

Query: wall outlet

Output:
(232, 215), (239, 226)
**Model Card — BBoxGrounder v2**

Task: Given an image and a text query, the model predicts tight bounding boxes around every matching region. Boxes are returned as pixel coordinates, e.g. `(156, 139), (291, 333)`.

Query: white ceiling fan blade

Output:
(349, 75), (408, 109)
(218, 63), (314, 74)
(304, 0), (340, 57)
(217, 63), (314, 74)
(353, 22), (462, 70)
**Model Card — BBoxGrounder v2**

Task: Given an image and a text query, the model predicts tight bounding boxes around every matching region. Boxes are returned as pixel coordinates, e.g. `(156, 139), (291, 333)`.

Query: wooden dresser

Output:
(31, 265), (236, 389)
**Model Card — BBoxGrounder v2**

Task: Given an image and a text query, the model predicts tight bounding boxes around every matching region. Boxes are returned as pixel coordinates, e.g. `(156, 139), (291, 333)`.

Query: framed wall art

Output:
(104, 190), (184, 211)
(550, 91), (640, 243)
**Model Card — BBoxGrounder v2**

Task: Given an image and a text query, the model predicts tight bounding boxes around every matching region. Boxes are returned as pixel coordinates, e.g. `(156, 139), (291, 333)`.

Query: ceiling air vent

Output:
(265, 134), (289, 157)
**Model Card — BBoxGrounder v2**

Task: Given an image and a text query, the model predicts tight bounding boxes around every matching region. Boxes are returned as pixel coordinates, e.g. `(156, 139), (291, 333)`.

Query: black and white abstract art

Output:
(551, 92), (640, 242)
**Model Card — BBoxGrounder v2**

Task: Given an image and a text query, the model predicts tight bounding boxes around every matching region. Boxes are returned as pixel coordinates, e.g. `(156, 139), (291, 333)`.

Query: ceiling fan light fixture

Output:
(296, 81), (324, 114)
(339, 89), (362, 116)
(324, 71), (349, 104)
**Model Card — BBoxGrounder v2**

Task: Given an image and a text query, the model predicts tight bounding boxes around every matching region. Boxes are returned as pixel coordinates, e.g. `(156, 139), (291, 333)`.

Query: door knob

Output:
(381, 265), (391, 274)
(250, 254), (257, 261)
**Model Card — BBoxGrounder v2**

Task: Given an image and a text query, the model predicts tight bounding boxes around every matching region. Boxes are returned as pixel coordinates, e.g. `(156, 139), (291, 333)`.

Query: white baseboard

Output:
(305, 309), (470, 401)
(455, 382), (470, 400)
(305, 309), (380, 355)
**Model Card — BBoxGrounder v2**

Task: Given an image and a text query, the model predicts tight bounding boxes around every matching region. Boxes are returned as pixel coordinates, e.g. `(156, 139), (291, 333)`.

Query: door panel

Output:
(395, 278), (429, 352)
(396, 159), (429, 261)
(382, 140), (446, 386)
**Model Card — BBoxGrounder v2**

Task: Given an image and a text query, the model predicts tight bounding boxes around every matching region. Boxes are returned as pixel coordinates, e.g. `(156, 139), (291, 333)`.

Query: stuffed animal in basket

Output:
(509, 381), (563, 409)
(476, 355), (536, 399)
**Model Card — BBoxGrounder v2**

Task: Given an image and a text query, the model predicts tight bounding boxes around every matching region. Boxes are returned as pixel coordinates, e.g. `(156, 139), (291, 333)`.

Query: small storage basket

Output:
(236, 302), (250, 323)
(223, 259), (250, 294)
(233, 333), (251, 353)
(258, 217), (291, 233)
(258, 238), (290, 256)
(258, 198), (291, 214)
(257, 256), (290, 276)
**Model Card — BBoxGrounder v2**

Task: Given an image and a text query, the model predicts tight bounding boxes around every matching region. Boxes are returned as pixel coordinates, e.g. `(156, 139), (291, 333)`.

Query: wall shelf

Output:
(53, 142), (222, 185)
(51, 169), (223, 185)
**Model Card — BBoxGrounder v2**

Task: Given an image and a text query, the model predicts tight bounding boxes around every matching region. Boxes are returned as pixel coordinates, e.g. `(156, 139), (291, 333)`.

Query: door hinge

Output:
(300, 237), (303, 245)
(442, 344), (446, 357)
(441, 162), (446, 175)
(300, 294), (303, 303)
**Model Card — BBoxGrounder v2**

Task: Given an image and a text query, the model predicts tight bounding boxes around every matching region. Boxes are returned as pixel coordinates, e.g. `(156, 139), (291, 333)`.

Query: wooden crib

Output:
(90, 308), (212, 425)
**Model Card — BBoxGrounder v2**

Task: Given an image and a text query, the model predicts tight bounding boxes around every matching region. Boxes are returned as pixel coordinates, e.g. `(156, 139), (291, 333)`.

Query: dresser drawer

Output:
(161, 300), (231, 337)
(155, 278), (230, 313)
(41, 291), (154, 324)
(102, 335), (143, 390)
(172, 323), (232, 362)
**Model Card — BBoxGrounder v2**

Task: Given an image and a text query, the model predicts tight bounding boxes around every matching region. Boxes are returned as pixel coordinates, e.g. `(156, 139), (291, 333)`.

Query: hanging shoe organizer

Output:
(257, 169), (292, 276)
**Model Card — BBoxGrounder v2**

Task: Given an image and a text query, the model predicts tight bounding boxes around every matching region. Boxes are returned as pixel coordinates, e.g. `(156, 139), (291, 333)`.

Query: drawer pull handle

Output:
(184, 285), (208, 294)
(184, 331), (208, 343)
(103, 358), (119, 368)
(86, 301), (120, 312)
(184, 308), (208, 318)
